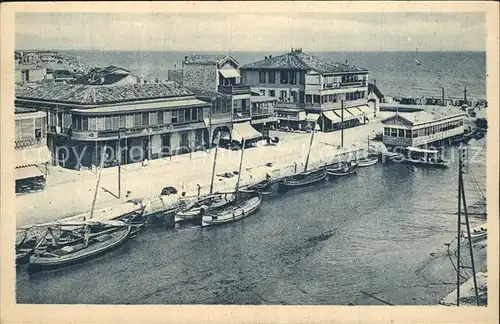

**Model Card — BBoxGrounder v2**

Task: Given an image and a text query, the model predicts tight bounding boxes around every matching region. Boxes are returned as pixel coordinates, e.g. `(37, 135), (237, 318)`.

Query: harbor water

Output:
(16, 138), (487, 305)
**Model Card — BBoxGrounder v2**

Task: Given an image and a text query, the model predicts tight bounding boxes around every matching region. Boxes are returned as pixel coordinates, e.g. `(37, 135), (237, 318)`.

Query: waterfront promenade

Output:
(16, 118), (381, 227)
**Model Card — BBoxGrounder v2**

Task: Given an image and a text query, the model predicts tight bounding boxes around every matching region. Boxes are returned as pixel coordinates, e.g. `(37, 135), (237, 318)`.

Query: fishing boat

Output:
(201, 192), (262, 227)
(242, 177), (278, 195)
(464, 224), (487, 242)
(415, 48), (421, 65)
(327, 162), (358, 176)
(282, 169), (327, 187)
(357, 156), (379, 167)
(399, 147), (451, 168)
(175, 193), (235, 222)
(28, 223), (132, 270)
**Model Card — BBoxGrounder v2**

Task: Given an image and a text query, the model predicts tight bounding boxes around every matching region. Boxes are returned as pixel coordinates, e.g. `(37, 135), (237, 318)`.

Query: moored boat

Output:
(175, 193), (235, 222)
(398, 147), (451, 168)
(464, 224), (487, 242)
(28, 224), (132, 270)
(201, 192), (262, 227)
(281, 169), (327, 188)
(326, 162), (358, 176)
(357, 156), (379, 167)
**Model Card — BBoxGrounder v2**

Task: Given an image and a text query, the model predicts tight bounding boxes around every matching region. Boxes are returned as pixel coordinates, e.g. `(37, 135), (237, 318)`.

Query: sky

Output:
(15, 12), (486, 52)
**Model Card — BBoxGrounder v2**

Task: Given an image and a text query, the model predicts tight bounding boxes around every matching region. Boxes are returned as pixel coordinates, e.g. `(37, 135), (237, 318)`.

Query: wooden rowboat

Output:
(327, 163), (358, 176)
(175, 194), (235, 222)
(357, 157), (379, 167)
(201, 192), (262, 227)
(281, 169), (327, 188)
(28, 225), (132, 270)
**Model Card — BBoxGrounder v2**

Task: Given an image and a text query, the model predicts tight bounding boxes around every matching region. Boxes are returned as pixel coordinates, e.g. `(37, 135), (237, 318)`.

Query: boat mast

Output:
(341, 100), (344, 148)
(89, 145), (107, 220)
(209, 133), (220, 194)
(303, 120), (317, 172)
(234, 137), (246, 199)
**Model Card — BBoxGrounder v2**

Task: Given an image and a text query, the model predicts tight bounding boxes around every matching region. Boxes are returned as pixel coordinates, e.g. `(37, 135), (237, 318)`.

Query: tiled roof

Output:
(15, 82), (194, 105)
(383, 109), (465, 126)
(186, 86), (229, 100)
(240, 50), (368, 74)
(183, 54), (238, 66)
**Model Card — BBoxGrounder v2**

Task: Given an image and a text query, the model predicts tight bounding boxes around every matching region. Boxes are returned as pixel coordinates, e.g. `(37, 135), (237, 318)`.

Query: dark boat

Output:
(281, 169), (327, 188)
(357, 156), (379, 167)
(175, 193), (235, 222)
(397, 147), (451, 168)
(28, 223), (132, 270)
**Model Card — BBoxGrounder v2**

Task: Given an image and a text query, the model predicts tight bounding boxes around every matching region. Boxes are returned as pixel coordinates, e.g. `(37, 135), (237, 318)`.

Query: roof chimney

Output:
(345, 60), (348, 64)
(184, 56), (189, 62)
(265, 56), (268, 60)
(269, 55), (272, 59)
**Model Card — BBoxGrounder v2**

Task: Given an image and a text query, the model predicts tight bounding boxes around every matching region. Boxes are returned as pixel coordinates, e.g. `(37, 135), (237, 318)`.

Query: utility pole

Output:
(117, 130), (122, 199)
(456, 145), (480, 306)
(442, 87), (445, 106)
(464, 86), (468, 102)
(341, 99), (344, 148)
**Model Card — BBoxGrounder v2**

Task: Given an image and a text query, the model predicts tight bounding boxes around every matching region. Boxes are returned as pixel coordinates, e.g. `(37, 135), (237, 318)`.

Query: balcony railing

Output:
(218, 85), (251, 95)
(15, 138), (47, 150)
(323, 81), (366, 89)
(233, 111), (251, 120)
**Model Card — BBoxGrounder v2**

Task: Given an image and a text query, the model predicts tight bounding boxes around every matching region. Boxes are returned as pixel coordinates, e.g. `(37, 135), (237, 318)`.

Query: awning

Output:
(346, 108), (364, 119)
(305, 113), (320, 122)
(232, 121), (262, 142)
(357, 105), (373, 116)
(334, 109), (356, 121)
(322, 110), (342, 123)
(298, 111), (307, 121)
(16, 146), (52, 168)
(15, 166), (44, 180)
(203, 117), (210, 127)
(219, 68), (241, 79)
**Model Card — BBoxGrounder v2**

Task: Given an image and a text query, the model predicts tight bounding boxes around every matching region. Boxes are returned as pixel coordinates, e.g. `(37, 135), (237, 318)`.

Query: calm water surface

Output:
(16, 140), (486, 305)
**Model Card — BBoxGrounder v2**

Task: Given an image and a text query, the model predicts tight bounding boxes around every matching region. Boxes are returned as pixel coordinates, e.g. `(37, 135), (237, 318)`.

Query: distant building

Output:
(381, 109), (465, 148)
(167, 68), (183, 85)
(15, 82), (216, 170)
(72, 65), (138, 86)
(14, 106), (51, 192)
(240, 48), (372, 132)
(15, 64), (47, 84)
(182, 54), (277, 146)
(367, 82), (384, 117)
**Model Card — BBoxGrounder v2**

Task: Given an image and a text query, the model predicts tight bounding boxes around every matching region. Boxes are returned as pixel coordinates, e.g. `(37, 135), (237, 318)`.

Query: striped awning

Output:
(298, 111), (307, 121)
(219, 68), (241, 79)
(334, 109), (356, 121)
(322, 110), (342, 123)
(15, 146), (52, 168)
(346, 108), (364, 119)
(305, 113), (320, 122)
(357, 105), (373, 116)
(15, 165), (44, 180)
(232, 121), (262, 142)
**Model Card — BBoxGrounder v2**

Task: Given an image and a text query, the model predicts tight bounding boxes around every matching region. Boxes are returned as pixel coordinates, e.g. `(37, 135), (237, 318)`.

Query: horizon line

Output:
(15, 49), (486, 53)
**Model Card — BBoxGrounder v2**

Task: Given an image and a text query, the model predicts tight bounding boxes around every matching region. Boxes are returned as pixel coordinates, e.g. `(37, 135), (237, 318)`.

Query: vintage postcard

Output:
(1, 1), (498, 323)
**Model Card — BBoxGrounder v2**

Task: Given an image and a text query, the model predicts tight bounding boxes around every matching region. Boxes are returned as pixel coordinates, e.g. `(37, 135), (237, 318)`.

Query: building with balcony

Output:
(181, 54), (277, 146)
(240, 48), (372, 132)
(14, 107), (52, 193)
(15, 82), (215, 170)
(381, 108), (466, 149)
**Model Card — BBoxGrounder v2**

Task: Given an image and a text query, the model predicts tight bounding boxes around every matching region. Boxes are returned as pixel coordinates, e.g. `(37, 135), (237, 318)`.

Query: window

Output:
(171, 110), (178, 123)
(126, 115), (134, 128)
(82, 117), (89, 131)
(119, 115), (126, 128)
(97, 117), (105, 131)
(178, 109), (185, 123)
(384, 127), (390, 136)
(89, 117), (97, 131)
(341, 75), (346, 83)
(260, 90), (266, 96)
(149, 112), (158, 125)
(269, 90), (275, 97)
(134, 113), (142, 127)
(164, 111), (171, 124)
(259, 71), (266, 83)
(112, 116), (119, 130)
(268, 71), (276, 84)
(105, 116), (112, 130)
(413, 130), (419, 138)
(333, 94), (338, 103)
(299, 72), (305, 84)
(361, 91), (365, 99)
(306, 95), (312, 103)
(313, 95), (320, 104)
(299, 91), (305, 104)
(290, 71), (297, 84)
(291, 91), (297, 103)
(405, 130), (412, 138)
(391, 128), (397, 137)
(322, 95), (328, 103)
(280, 71), (289, 84)
(398, 129), (405, 137)
(142, 113), (149, 126)
(280, 90), (287, 100)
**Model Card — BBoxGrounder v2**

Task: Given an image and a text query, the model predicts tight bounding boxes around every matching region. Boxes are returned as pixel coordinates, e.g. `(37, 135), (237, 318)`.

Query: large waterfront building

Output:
(181, 54), (277, 145)
(15, 82), (217, 169)
(14, 106), (52, 192)
(239, 48), (373, 132)
(381, 108), (466, 148)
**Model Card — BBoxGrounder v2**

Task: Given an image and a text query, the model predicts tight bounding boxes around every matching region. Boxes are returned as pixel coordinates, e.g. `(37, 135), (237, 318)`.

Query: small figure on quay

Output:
(197, 184), (201, 197)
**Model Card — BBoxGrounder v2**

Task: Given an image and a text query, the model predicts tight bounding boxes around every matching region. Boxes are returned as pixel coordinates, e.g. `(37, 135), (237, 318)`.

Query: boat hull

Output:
(201, 194), (262, 227)
(175, 195), (235, 222)
(28, 226), (131, 271)
(281, 170), (326, 188)
(357, 157), (379, 167)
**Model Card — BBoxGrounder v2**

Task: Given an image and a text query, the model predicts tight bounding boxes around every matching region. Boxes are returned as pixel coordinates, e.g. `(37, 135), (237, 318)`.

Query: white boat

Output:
(201, 192), (262, 227)
(326, 162), (358, 176)
(357, 157), (379, 167)
(398, 147), (451, 168)
(464, 224), (487, 242)
(281, 169), (327, 188)
(175, 194), (235, 222)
